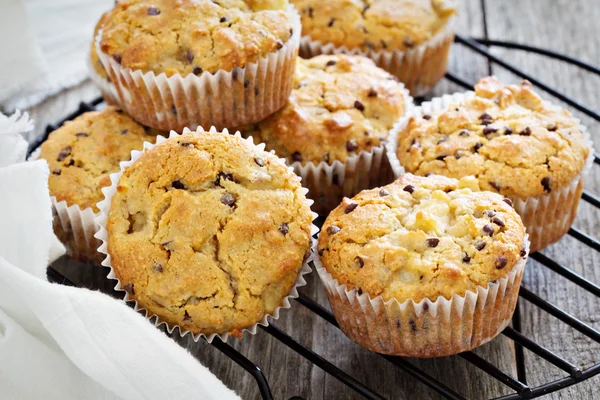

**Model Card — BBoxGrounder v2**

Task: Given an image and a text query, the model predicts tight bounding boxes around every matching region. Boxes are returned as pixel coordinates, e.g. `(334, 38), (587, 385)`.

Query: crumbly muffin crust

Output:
(40, 107), (161, 212)
(100, 0), (294, 76)
(318, 173), (526, 303)
(396, 77), (590, 199)
(244, 54), (406, 164)
(106, 132), (313, 335)
(292, 0), (456, 52)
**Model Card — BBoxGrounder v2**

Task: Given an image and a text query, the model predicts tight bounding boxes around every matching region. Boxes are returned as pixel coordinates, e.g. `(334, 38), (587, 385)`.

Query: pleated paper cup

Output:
(315, 236), (530, 357)
(94, 127), (319, 343)
(386, 91), (595, 253)
(95, 6), (301, 132)
(293, 85), (413, 216)
(29, 149), (103, 264)
(300, 17), (455, 97)
(88, 58), (119, 106)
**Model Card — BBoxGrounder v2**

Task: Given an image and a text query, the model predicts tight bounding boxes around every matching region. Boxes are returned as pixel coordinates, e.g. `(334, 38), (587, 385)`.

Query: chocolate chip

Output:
(492, 216), (505, 227)
(354, 100), (365, 111)
(422, 114), (431, 120)
(276, 40), (284, 50)
(279, 223), (289, 235)
(57, 146), (72, 162)
(520, 127), (532, 136)
(308, 7), (313, 17)
(327, 225), (341, 235)
(436, 154), (448, 161)
(52, 168), (61, 175)
(180, 142), (192, 147)
(327, 18), (335, 27)
(463, 254), (471, 263)
(403, 38), (414, 48)
(403, 184), (415, 194)
(520, 247), (527, 258)
(355, 256), (364, 268)
(479, 112), (492, 123)
(484, 210), (497, 218)
(172, 180), (185, 189)
(147, 7), (160, 15)
(254, 157), (264, 167)
(367, 88), (377, 97)
(318, 248), (325, 256)
(483, 126), (498, 135)
(495, 256), (508, 269)
(344, 202), (358, 214)
(410, 138), (420, 149)
(219, 16), (228, 22)
(483, 224), (495, 236)
(548, 124), (558, 131)
(379, 188), (390, 197)
(504, 127), (513, 135)
(489, 181), (501, 191)
(112, 54), (122, 64)
(473, 142), (483, 153)
(183, 310), (191, 321)
(346, 139), (359, 152)
(357, 288), (363, 295)
(541, 177), (551, 193)
(171, 105), (177, 115)
(186, 50), (194, 63)
(152, 262), (163, 273)
(68, 159), (75, 166)
(121, 129), (128, 135)
(409, 319), (417, 332)
(437, 136), (448, 144)
(215, 172), (234, 186)
(220, 193), (236, 207)
(424, 173), (433, 177)
(326, 60), (337, 67)
(75, 132), (88, 137)
(426, 238), (440, 247)
(475, 240), (486, 251)
(193, 67), (203, 75)
(459, 130), (470, 137)
(123, 283), (134, 295)
(291, 151), (303, 162)
(503, 198), (513, 207)
(322, 153), (330, 163)
(422, 303), (429, 312)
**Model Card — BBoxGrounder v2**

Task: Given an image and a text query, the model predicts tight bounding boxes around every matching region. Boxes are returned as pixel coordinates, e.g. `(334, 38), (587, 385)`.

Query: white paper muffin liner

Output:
(293, 85), (413, 215)
(300, 17), (455, 97)
(385, 92), (595, 252)
(88, 57), (119, 105)
(94, 127), (319, 343)
(29, 148), (103, 264)
(95, 6), (301, 132)
(315, 235), (530, 357)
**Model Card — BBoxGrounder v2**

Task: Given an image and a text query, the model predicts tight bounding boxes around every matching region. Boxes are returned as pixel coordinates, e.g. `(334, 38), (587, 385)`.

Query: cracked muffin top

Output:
(40, 107), (161, 212)
(292, 0), (456, 52)
(99, 0), (295, 76)
(395, 77), (591, 199)
(243, 54), (407, 164)
(106, 131), (313, 336)
(318, 174), (526, 303)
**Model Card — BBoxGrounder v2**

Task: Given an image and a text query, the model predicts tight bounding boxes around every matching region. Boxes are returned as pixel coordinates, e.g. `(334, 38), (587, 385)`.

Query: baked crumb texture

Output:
(105, 131), (314, 337)
(317, 173), (528, 356)
(294, 0), (457, 95)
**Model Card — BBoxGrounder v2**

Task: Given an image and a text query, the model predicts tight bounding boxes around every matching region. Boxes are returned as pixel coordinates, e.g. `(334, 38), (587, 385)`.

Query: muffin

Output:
(243, 54), (410, 214)
(96, 0), (301, 131)
(292, 0), (456, 96)
(39, 107), (161, 263)
(388, 77), (593, 252)
(89, 11), (119, 105)
(96, 129), (315, 340)
(317, 173), (529, 357)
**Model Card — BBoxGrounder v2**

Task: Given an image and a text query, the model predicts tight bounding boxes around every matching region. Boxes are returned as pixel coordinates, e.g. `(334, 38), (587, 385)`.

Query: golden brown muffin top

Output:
(318, 174), (526, 303)
(99, 0), (295, 76)
(396, 77), (591, 199)
(40, 107), (161, 213)
(106, 132), (313, 335)
(244, 54), (407, 164)
(292, 0), (456, 52)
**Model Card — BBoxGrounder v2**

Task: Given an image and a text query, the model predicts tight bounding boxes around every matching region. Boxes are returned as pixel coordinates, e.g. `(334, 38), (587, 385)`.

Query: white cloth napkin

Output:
(0, 0), (113, 111)
(0, 113), (241, 400)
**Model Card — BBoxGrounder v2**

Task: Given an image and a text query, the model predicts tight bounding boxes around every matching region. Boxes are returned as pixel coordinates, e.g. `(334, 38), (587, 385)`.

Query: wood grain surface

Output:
(24, 0), (600, 398)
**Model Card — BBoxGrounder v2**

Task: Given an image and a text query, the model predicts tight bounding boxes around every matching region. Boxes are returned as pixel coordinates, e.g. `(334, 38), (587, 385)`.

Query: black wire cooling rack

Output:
(28, 34), (600, 400)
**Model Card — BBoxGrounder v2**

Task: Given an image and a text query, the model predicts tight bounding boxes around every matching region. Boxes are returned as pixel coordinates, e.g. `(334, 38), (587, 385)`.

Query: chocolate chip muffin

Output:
(244, 54), (409, 214)
(104, 131), (314, 338)
(391, 77), (592, 252)
(39, 107), (161, 263)
(293, 0), (457, 95)
(317, 173), (528, 357)
(96, 0), (301, 131)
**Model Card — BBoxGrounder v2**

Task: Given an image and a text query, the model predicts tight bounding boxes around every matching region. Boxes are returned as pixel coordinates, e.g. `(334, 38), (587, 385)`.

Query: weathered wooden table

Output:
(23, 0), (600, 398)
